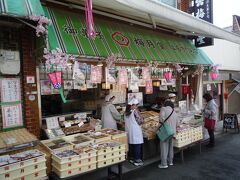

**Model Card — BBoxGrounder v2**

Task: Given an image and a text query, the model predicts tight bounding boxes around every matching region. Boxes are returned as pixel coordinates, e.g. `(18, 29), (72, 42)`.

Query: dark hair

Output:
(164, 100), (174, 109)
(125, 104), (132, 116)
(203, 93), (213, 102)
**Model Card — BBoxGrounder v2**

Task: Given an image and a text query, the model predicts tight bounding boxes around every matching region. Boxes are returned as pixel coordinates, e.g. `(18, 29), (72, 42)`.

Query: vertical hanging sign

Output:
(193, 0), (214, 47)
(145, 80), (153, 94)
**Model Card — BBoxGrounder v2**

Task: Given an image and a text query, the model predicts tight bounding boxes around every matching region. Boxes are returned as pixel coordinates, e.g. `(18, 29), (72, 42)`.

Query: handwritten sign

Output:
(145, 80), (153, 94)
(0, 78), (21, 102)
(223, 114), (238, 129)
(2, 104), (23, 129)
(46, 117), (60, 129)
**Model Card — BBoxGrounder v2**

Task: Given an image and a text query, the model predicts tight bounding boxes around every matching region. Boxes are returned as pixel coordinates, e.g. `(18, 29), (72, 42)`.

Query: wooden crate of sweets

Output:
(41, 138), (73, 153)
(99, 129), (128, 152)
(63, 134), (94, 148)
(82, 132), (111, 143)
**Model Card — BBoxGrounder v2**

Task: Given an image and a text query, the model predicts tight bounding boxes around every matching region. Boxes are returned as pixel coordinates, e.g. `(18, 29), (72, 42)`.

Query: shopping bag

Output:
(157, 123), (174, 142)
(204, 118), (216, 130)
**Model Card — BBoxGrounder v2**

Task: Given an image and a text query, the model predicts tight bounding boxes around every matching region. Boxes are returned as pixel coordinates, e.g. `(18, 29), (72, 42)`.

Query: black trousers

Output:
(208, 129), (215, 145)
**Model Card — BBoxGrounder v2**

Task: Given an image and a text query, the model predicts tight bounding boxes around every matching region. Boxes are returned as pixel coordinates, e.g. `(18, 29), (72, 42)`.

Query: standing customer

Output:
(125, 98), (144, 166)
(159, 101), (179, 169)
(101, 95), (121, 129)
(202, 93), (218, 148)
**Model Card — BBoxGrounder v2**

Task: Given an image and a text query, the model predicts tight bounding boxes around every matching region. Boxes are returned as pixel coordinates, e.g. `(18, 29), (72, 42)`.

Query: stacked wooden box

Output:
(95, 142), (126, 168)
(99, 129), (128, 151)
(0, 149), (47, 180)
(51, 146), (97, 178)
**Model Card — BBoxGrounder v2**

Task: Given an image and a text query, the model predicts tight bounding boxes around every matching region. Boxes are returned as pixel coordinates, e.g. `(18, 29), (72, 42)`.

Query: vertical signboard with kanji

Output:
(0, 78), (23, 129)
(193, 0), (214, 47)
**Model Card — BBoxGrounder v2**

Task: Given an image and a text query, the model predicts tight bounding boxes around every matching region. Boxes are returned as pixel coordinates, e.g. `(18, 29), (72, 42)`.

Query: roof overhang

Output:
(52, 0), (240, 45)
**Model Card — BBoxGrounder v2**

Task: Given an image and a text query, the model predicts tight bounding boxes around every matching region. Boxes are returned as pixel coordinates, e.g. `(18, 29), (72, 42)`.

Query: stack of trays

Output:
(51, 146), (97, 178)
(0, 150), (46, 180)
(94, 142), (126, 168)
(99, 129), (128, 151)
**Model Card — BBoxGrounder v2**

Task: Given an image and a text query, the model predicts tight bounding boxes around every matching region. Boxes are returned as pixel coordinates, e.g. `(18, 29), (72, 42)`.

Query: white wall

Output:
(201, 39), (240, 71)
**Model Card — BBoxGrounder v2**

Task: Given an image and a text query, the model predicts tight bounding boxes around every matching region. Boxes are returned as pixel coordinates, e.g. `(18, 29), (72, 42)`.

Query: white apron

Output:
(124, 110), (144, 144)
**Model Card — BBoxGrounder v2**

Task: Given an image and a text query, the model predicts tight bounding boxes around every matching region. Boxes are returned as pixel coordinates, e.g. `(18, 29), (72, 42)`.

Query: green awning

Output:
(44, 6), (213, 65)
(0, 0), (44, 18)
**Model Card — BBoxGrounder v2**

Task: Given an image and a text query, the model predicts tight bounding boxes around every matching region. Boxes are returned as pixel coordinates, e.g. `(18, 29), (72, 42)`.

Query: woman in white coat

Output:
(124, 98), (144, 166)
(159, 100), (179, 169)
(101, 95), (121, 129)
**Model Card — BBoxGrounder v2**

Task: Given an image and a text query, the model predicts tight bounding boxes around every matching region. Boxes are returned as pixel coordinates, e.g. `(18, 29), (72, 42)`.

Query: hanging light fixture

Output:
(153, 81), (160, 87)
(102, 82), (110, 89)
(97, 59), (103, 67)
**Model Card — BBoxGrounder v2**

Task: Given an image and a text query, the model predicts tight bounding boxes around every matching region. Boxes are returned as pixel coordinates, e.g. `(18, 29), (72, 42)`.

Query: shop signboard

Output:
(192, 0), (214, 47)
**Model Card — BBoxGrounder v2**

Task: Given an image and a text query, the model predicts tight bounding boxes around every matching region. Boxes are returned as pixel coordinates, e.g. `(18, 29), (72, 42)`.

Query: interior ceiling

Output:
(57, 0), (194, 36)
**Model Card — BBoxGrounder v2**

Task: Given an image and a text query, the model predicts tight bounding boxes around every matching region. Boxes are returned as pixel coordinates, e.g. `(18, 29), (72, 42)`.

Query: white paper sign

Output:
(0, 78), (21, 102)
(78, 121), (84, 127)
(207, 84), (211, 91)
(2, 104), (23, 129)
(161, 79), (176, 86)
(46, 117), (60, 129)
(74, 113), (87, 119)
(64, 122), (71, 128)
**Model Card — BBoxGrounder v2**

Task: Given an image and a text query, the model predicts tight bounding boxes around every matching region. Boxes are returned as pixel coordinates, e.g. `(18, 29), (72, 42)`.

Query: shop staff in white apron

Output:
(101, 95), (121, 129)
(124, 98), (144, 166)
(159, 100), (179, 169)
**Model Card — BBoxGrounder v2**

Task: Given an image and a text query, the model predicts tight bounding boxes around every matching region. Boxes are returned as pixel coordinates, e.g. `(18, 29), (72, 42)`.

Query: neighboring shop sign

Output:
(192, 0), (214, 47)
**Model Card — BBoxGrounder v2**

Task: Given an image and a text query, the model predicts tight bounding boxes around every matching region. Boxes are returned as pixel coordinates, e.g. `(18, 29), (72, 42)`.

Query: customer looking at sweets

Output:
(124, 98), (144, 166)
(101, 94), (121, 129)
(202, 93), (218, 148)
(159, 100), (179, 169)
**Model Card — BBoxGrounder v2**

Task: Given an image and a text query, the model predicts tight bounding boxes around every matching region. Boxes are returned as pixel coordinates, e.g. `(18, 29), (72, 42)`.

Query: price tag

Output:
(74, 113), (87, 119)
(58, 116), (65, 122)
(46, 117), (59, 129)
(64, 122), (71, 128)
(78, 121), (84, 127)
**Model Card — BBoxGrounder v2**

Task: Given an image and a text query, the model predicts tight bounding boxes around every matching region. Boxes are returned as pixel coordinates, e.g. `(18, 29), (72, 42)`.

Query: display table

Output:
(49, 161), (124, 180)
(174, 139), (202, 163)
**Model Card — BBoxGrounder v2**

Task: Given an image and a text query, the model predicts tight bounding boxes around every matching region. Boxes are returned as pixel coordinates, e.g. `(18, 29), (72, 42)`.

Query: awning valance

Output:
(44, 6), (213, 65)
(0, 0), (44, 18)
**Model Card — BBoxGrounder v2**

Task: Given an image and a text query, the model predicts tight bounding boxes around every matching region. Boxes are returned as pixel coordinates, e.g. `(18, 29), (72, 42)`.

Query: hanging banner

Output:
(2, 104), (23, 129)
(90, 65), (102, 83)
(73, 62), (87, 80)
(118, 69), (128, 85)
(131, 68), (140, 83)
(0, 78), (21, 102)
(106, 67), (118, 84)
(192, 0), (214, 47)
(145, 79), (153, 94)
(142, 67), (151, 80)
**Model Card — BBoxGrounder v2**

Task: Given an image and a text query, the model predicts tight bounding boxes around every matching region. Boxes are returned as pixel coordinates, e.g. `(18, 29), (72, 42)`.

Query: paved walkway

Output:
(123, 132), (240, 180)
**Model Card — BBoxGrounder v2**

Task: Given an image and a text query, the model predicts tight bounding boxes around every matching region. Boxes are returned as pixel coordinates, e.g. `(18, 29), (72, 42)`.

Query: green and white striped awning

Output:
(0, 0), (44, 18)
(44, 6), (213, 65)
